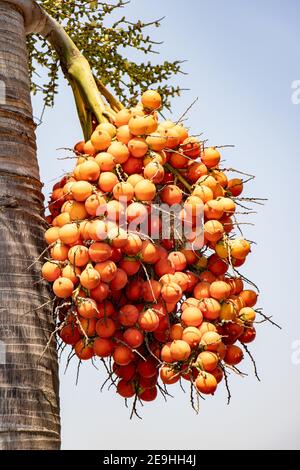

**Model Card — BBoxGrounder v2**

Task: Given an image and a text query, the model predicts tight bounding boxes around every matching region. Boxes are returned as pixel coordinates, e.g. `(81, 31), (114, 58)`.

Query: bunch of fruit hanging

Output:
(42, 89), (262, 415)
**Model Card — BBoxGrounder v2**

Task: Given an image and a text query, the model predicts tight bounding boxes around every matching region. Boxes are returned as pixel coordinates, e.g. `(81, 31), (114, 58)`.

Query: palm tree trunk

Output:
(0, 1), (60, 450)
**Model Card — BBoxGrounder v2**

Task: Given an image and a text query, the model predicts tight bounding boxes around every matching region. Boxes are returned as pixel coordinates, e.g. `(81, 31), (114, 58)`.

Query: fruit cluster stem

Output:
(165, 163), (192, 192)
(40, 9), (111, 137)
(8, 0), (122, 139)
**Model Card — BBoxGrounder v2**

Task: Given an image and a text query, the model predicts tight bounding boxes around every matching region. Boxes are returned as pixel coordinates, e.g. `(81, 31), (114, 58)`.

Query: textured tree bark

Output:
(0, 1), (60, 450)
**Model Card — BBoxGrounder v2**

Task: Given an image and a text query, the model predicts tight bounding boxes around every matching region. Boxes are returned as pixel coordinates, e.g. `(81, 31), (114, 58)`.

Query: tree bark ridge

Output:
(0, 1), (60, 450)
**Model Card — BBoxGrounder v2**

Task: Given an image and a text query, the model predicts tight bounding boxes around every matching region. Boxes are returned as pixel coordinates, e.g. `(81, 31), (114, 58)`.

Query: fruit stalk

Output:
(39, 8), (113, 136)
(165, 163), (192, 192)
(6, 0), (120, 138)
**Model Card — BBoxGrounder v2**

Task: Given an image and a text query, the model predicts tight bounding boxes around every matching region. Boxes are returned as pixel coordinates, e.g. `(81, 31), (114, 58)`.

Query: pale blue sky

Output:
(33, 0), (300, 450)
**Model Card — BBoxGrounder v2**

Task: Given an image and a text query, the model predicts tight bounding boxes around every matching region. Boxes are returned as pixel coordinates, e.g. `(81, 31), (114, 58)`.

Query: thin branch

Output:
(241, 344), (261, 382)
(256, 309), (282, 330)
(221, 365), (232, 405)
(176, 97), (199, 124)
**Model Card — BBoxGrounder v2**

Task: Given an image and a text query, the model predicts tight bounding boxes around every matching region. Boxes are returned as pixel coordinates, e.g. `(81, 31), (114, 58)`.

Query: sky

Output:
(32, 0), (300, 450)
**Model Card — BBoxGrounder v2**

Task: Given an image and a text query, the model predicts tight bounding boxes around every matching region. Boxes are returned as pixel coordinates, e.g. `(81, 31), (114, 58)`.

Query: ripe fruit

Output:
(201, 147), (221, 168)
(196, 351), (219, 372)
(89, 242), (112, 263)
(96, 122), (116, 138)
(53, 212), (71, 227)
(168, 252), (187, 271)
(110, 268), (128, 290)
(239, 290), (258, 307)
(108, 141), (129, 164)
(138, 309), (159, 332)
(181, 307), (203, 327)
(61, 265), (80, 285)
(181, 137), (201, 158)
(194, 282), (211, 300)
(170, 340), (191, 361)
(91, 129), (112, 151)
(230, 239), (251, 260)
(182, 327), (202, 347)
(123, 328), (144, 348)
(95, 152), (115, 171)
(204, 200), (224, 220)
(142, 280), (161, 302)
(75, 340), (94, 360)
(68, 201), (88, 221)
(144, 162), (165, 183)
(139, 387), (158, 402)
(80, 266), (101, 289)
(114, 109), (132, 127)
(78, 160), (100, 182)
(224, 345), (244, 365)
(94, 260), (117, 283)
(113, 182), (134, 202)
(67, 245), (89, 267)
(161, 282), (182, 303)
(199, 298), (221, 321)
(161, 185), (182, 205)
(195, 372), (218, 395)
(193, 185), (214, 203)
(141, 90), (162, 110)
(96, 300), (115, 319)
(128, 137), (148, 157)
(93, 338), (114, 357)
(209, 281), (232, 300)
(119, 304), (139, 327)
(53, 277), (74, 298)
(238, 307), (256, 323)
(58, 223), (80, 245)
(77, 298), (98, 319)
(170, 324), (184, 341)
(59, 324), (81, 345)
(113, 345), (134, 366)
(146, 133), (167, 151)
(140, 241), (158, 265)
(160, 366), (180, 385)
(45, 226), (60, 245)
(127, 173), (144, 187)
(119, 258), (140, 276)
(204, 220), (224, 242)
(160, 342), (173, 363)
(219, 301), (236, 321)
(116, 125), (133, 144)
(219, 197), (236, 216)
(98, 172), (118, 192)
(71, 181), (93, 202)
(200, 332), (222, 352)
(83, 140), (96, 155)
(207, 254), (228, 276)
(137, 359), (157, 378)
(134, 179), (156, 201)
(114, 363), (136, 381)
(42, 261), (61, 282)
(78, 317), (96, 337)
(96, 318), (116, 338)
(187, 162), (208, 183)
(239, 327), (256, 344)
(117, 379), (135, 398)
(227, 178), (243, 196)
